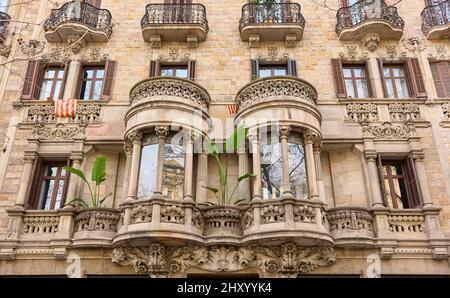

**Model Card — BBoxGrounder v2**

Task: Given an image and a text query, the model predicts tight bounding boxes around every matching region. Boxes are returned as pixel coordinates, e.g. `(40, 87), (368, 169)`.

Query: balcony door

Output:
(426, 0), (450, 24)
(164, 0), (192, 24)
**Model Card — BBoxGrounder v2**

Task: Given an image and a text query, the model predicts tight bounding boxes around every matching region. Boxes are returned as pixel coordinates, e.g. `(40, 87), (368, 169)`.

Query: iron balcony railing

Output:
(141, 3), (208, 32)
(43, 1), (113, 38)
(421, 0), (450, 35)
(336, 0), (404, 36)
(239, 2), (305, 31)
(0, 11), (11, 42)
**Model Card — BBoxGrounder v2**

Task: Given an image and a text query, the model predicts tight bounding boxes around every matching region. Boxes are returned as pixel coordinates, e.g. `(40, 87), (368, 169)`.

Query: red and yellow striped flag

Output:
(55, 99), (77, 117)
(227, 104), (237, 115)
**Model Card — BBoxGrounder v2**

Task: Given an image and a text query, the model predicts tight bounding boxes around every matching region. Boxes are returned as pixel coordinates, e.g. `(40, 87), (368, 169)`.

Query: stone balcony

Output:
(43, 1), (113, 43)
(0, 11), (10, 43)
(335, 0), (404, 43)
(239, 3), (305, 47)
(421, 0), (450, 39)
(141, 3), (208, 48)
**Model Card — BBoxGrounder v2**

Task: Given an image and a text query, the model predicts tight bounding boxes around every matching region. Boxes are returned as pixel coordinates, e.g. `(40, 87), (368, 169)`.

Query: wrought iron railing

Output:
(239, 3), (305, 31)
(336, 0), (404, 36)
(0, 12), (10, 41)
(43, 1), (112, 38)
(421, 0), (450, 35)
(141, 3), (208, 32)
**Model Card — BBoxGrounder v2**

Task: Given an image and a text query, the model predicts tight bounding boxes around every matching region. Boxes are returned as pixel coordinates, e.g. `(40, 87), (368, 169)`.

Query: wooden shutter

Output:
(101, 60), (116, 101)
(405, 58), (427, 98)
(22, 60), (43, 100)
(406, 155), (423, 208)
(331, 58), (346, 98)
(365, 62), (375, 98)
(430, 62), (450, 98)
(251, 59), (259, 80)
(287, 59), (298, 78)
(377, 58), (388, 98)
(57, 61), (70, 100)
(188, 60), (196, 81)
(149, 60), (160, 77)
(86, 0), (102, 7)
(376, 154), (387, 207)
(25, 156), (43, 210)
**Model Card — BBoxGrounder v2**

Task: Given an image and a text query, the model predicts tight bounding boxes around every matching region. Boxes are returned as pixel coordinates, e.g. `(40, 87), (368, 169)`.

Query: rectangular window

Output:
(261, 142), (283, 200)
(78, 66), (105, 100)
(0, 0), (10, 13)
(160, 65), (188, 79)
(342, 65), (369, 98)
(34, 162), (69, 210)
(383, 64), (410, 99)
(430, 61), (450, 98)
(251, 59), (297, 80)
(39, 67), (65, 100)
(259, 65), (287, 78)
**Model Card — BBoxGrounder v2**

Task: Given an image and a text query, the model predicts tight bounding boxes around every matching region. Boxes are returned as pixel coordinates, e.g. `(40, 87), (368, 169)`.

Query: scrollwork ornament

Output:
(155, 126), (169, 138)
(127, 131), (143, 144)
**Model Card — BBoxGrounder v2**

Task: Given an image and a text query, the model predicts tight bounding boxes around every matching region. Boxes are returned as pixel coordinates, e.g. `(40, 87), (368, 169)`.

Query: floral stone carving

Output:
(388, 103), (422, 122)
(30, 123), (85, 141)
(74, 209), (120, 232)
(346, 103), (378, 122)
(361, 122), (417, 140)
(112, 242), (336, 278)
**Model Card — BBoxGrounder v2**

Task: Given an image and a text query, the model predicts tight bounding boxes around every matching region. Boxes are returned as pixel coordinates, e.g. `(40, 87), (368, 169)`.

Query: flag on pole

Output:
(55, 99), (77, 117)
(227, 104), (237, 115)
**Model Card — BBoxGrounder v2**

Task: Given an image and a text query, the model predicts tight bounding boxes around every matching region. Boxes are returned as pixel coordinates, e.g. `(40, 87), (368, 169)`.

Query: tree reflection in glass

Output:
(261, 142), (283, 200)
(137, 144), (159, 199)
(162, 142), (185, 200)
(287, 141), (308, 199)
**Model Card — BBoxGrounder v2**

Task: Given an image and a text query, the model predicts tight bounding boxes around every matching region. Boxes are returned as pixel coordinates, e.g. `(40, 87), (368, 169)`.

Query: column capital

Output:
(123, 142), (133, 156)
(279, 125), (291, 139)
(304, 129), (320, 145)
(248, 131), (260, 144)
(70, 152), (84, 162)
(364, 151), (378, 162)
(410, 151), (425, 161)
(127, 131), (143, 145)
(23, 153), (37, 163)
(155, 126), (170, 139)
(313, 144), (322, 155)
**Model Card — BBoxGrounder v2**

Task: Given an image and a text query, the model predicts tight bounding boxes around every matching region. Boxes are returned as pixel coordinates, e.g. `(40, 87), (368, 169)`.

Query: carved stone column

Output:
(279, 126), (293, 198)
(184, 132), (194, 202)
(249, 131), (262, 200)
(155, 126), (169, 196)
(15, 153), (37, 207)
(126, 131), (143, 201)
(304, 130), (319, 200)
(63, 60), (81, 99)
(238, 142), (250, 202)
(364, 152), (384, 208)
(196, 145), (208, 204)
(314, 145), (326, 203)
(66, 153), (83, 203)
(367, 57), (383, 98)
(411, 152), (433, 207)
(122, 142), (133, 200)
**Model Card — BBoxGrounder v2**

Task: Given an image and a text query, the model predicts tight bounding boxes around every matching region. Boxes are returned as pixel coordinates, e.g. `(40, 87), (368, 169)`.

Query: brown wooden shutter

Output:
(331, 58), (346, 98)
(406, 155), (423, 208)
(376, 154), (387, 207)
(365, 62), (375, 98)
(25, 156), (43, 210)
(188, 60), (196, 81)
(149, 60), (160, 77)
(22, 60), (42, 100)
(287, 59), (297, 78)
(377, 58), (388, 98)
(406, 58), (427, 98)
(86, 0), (102, 7)
(251, 59), (259, 80)
(57, 61), (70, 100)
(101, 60), (116, 101)
(430, 62), (450, 98)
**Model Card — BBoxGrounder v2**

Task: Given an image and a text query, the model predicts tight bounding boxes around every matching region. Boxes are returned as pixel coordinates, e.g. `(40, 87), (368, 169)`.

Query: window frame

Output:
(77, 64), (106, 101)
(159, 64), (189, 79)
(258, 64), (288, 78)
(38, 66), (65, 100)
(382, 64), (410, 99)
(342, 64), (370, 99)
(35, 161), (69, 210)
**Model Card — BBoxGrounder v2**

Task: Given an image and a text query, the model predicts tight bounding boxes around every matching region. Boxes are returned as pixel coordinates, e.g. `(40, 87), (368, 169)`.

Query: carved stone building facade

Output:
(0, 0), (450, 277)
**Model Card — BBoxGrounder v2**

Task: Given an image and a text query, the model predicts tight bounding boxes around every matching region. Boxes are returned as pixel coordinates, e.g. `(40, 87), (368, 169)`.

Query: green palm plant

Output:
(203, 126), (255, 205)
(64, 155), (111, 208)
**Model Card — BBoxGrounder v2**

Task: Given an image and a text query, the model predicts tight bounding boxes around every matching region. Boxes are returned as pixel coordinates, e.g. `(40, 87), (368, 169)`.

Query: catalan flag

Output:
(55, 99), (77, 117)
(227, 104), (237, 115)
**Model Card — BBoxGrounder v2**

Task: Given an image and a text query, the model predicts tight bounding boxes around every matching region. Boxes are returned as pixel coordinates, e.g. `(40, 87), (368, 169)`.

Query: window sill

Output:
(14, 99), (108, 107)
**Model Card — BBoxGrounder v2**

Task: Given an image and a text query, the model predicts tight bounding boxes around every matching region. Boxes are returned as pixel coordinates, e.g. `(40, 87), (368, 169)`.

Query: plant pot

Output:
(202, 205), (243, 237)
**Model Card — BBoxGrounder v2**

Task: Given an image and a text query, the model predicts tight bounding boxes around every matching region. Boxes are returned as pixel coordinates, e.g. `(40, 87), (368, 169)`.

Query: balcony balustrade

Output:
(0, 12), (10, 43)
(421, 0), (450, 39)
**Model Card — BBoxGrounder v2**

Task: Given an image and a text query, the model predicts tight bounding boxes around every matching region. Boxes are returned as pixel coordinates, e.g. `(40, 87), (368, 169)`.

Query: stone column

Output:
(304, 130), (319, 200)
(196, 146), (208, 204)
(412, 152), (433, 207)
(249, 131), (262, 200)
(126, 131), (143, 201)
(66, 153), (83, 203)
(183, 132), (194, 201)
(279, 126), (293, 198)
(364, 152), (384, 208)
(418, 50), (438, 100)
(15, 153), (36, 207)
(367, 57), (384, 98)
(63, 60), (81, 99)
(314, 145), (326, 203)
(122, 142), (133, 200)
(155, 126), (169, 196)
(238, 142), (250, 201)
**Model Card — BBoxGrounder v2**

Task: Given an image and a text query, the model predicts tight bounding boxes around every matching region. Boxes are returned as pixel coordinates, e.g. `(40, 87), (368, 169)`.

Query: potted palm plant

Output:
(64, 155), (120, 242)
(202, 126), (255, 236)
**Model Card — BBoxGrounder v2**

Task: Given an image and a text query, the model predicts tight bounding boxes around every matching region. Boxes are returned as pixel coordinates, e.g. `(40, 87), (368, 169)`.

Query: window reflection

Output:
(137, 144), (159, 199)
(162, 143), (185, 200)
(287, 142), (308, 199)
(261, 142), (283, 199)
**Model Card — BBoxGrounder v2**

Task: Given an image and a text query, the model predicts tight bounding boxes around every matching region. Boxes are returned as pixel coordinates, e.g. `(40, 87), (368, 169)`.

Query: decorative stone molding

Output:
(293, 205), (315, 224)
(401, 36), (427, 53)
(17, 38), (46, 57)
(24, 104), (56, 126)
(236, 77), (318, 111)
(0, 43), (11, 57)
(363, 33), (380, 52)
(129, 77), (210, 109)
(160, 205), (185, 224)
(203, 206), (242, 236)
(22, 215), (59, 234)
(383, 45), (407, 61)
(346, 103), (379, 122)
(192, 209), (203, 229)
(249, 34), (260, 48)
(130, 205), (152, 224)
(127, 130), (143, 144)
(327, 209), (373, 233)
(112, 242), (336, 277)
(257, 47), (289, 63)
(80, 47), (109, 63)
(442, 103), (450, 121)
(388, 214), (425, 233)
(23, 103), (101, 126)
(123, 142), (133, 156)
(304, 129), (321, 145)
(67, 34), (86, 54)
(159, 48), (190, 63)
(428, 45), (448, 61)
(30, 123), (85, 141)
(361, 122), (417, 140)
(149, 35), (162, 48)
(74, 209), (120, 233)
(70, 153), (84, 162)
(155, 126), (170, 138)
(285, 34), (297, 48)
(388, 103), (422, 122)
(242, 209), (253, 230)
(339, 45), (368, 62)
(261, 204), (285, 224)
(186, 35), (198, 48)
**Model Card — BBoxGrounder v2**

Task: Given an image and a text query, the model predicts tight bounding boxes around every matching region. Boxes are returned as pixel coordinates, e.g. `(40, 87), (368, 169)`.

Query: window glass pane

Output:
(137, 144), (159, 199)
(288, 142), (308, 199)
(274, 68), (286, 76)
(383, 67), (390, 77)
(396, 79), (409, 98)
(384, 179), (395, 209)
(391, 165), (403, 176)
(345, 79), (355, 98)
(259, 69), (272, 78)
(342, 68), (352, 78)
(61, 167), (67, 176)
(44, 69), (56, 79)
(356, 79), (368, 98)
(84, 69), (94, 79)
(393, 67), (403, 77)
(80, 81), (92, 100)
(96, 69), (105, 79)
(57, 70), (64, 79)
(39, 80), (53, 100)
(160, 69), (173, 77)
(386, 79), (395, 98)
(92, 81), (103, 100)
(53, 81), (62, 99)
(0, 0), (10, 13)
(175, 68), (188, 78)
(162, 143), (185, 200)
(261, 142), (283, 199)
(54, 180), (65, 210)
(39, 180), (55, 210)
(354, 68), (365, 77)
(44, 166), (58, 177)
